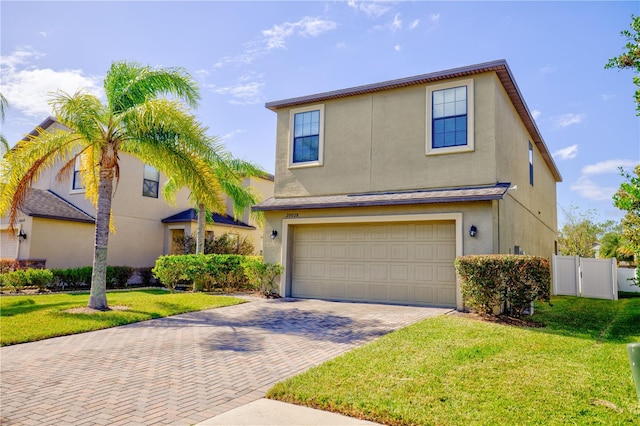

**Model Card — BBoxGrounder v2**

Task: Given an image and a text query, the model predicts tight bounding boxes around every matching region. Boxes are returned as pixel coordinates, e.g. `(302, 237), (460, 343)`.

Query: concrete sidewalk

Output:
(196, 398), (381, 425)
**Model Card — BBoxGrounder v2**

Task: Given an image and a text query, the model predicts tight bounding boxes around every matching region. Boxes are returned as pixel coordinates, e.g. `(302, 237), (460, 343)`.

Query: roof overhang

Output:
(253, 182), (510, 211)
(265, 59), (562, 182)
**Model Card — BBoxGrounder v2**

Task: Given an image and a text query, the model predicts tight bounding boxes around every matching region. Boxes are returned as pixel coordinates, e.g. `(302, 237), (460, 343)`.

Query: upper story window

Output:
(529, 142), (534, 186)
(289, 104), (324, 168)
(426, 79), (474, 156)
(142, 164), (160, 198)
(72, 156), (84, 191)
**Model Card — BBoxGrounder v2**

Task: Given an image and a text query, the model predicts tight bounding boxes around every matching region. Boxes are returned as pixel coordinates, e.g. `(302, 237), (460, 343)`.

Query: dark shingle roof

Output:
(161, 208), (255, 229)
(253, 183), (510, 211)
(20, 189), (95, 223)
(265, 60), (561, 182)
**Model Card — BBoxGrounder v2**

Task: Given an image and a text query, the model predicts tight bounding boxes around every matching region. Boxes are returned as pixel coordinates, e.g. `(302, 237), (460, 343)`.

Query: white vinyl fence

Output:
(552, 255), (618, 300)
(618, 267), (640, 293)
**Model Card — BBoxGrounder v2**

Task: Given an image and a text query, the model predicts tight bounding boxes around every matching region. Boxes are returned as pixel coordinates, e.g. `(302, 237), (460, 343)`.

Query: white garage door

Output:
(291, 221), (457, 307)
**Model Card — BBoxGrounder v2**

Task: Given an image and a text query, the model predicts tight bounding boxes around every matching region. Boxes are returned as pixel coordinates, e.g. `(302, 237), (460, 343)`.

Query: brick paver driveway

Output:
(0, 297), (450, 425)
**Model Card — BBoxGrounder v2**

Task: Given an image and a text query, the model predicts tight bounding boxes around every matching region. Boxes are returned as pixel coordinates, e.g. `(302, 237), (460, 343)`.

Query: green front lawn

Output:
(0, 289), (244, 346)
(268, 296), (640, 425)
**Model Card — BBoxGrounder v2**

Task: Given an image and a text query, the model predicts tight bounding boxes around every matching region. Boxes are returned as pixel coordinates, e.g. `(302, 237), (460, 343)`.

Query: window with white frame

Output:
(72, 156), (84, 191)
(289, 104), (324, 167)
(529, 142), (534, 186)
(142, 164), (160, 198)
(426, 79), (474, 155)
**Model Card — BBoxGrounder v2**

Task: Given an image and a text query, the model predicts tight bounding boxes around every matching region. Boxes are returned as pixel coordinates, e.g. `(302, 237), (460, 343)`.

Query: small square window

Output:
(143, 164), (160, 198)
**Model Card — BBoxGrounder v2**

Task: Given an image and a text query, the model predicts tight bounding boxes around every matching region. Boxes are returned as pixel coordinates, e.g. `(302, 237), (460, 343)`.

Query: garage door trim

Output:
(279, 213), (463, 310)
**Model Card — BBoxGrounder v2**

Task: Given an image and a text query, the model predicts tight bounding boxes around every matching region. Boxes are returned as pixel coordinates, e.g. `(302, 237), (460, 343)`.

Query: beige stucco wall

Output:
(262, 202), (495, 266)
(28, 218), (94, 269)
(267, 71), (558, 260)
(273, 73), (501, 198)
(492, 74), (558, 257)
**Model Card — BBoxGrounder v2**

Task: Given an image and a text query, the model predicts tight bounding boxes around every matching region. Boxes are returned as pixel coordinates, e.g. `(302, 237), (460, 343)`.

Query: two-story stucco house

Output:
(255, 60), (562, 310)
(0, 117), (274, 270)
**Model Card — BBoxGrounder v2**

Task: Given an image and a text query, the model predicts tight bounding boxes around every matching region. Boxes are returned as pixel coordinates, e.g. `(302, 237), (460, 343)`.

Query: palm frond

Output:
(50, 90), (107, 144)
(104, 61), (200, 115)
(0, 127), (87, 228)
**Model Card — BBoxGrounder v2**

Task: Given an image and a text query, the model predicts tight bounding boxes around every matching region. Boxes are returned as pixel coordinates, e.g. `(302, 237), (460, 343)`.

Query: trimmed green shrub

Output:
(242, 259), (284, 296)
(107, 266), (135, 288)
(1, 270), (28, 293)
(51, 267), (92, 290)
(24, 269), (54, 292)
(455, 255), (551, 316)
(152, 254), (257, 293)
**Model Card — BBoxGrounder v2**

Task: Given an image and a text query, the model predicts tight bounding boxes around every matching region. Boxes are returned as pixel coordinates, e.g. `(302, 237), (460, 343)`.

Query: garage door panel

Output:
(370, 285), (387, 300)
(291, 221), (456, 307)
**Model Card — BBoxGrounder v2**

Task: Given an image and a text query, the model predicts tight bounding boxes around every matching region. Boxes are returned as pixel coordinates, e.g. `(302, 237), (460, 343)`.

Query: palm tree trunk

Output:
(196, 202), (206, 255)
(88, 167), (114, 310)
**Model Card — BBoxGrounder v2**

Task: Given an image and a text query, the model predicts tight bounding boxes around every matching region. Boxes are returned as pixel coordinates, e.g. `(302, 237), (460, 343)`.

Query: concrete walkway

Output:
(0, 296), (450, 425)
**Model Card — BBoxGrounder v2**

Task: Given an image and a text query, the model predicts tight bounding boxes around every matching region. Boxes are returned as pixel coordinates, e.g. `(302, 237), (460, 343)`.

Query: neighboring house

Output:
(0, 117), (274, 269)
(255, 60), (562, 310)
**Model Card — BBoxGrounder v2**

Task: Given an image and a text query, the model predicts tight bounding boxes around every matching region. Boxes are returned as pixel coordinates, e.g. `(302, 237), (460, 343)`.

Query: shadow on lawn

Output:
(127, 301), (395, 352)
(0, 299), (72, 317)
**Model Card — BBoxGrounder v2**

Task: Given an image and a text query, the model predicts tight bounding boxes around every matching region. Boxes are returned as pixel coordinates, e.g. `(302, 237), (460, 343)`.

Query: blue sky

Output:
(1, 1), (638, 226)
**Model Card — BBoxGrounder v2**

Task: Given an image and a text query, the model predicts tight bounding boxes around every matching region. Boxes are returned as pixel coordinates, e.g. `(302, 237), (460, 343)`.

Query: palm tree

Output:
(0, 61), (227, 310)
(163, 144), (266, 255)
(599, 232), (635, 263)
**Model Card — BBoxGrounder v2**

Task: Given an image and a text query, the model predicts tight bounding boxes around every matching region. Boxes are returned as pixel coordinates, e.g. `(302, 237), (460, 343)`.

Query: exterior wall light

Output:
(270, 230), (278, 239)
(469, 225), (477, 237)
(17, 229), (27, 242)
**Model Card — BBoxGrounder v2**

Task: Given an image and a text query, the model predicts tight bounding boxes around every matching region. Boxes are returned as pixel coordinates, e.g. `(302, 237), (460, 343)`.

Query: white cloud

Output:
(430, 13), (440, 23)
(409, 19), (420, 30)
(208, 73), (265, 105)
(581, 159), (638, 176)
(531, 109), (541, 120)
(394, 45), (402, 51)
(39, 31), (48, 38)
(391, 13), (402, 31)
(0, 47), (102, 118)
(570, 159), (639, 201)
(220, 129), (245, 141)
(347, 0), (392, 18)
(570, 176), (618, 201)
(552, 144), (578, 160)
(539, 65), (555, 74)
(601, 93), (615, 101)
(215, 17), (337, 68)
(553, 112), (585, 128)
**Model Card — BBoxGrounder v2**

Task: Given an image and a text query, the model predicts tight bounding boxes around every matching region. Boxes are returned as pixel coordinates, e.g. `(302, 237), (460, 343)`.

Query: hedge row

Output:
(454, 255), (551, 316)
(152, 254), (283, 295)
(0, 266), (141, 293)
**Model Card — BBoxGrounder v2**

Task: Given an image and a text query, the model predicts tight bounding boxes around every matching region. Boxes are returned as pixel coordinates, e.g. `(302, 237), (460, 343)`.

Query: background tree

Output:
(0, 61), (226, 310)
(613, 165), (640, 280)
(599, 230), (635, 263)
(605, 15), (640, 115)
(557, 207), (609, 257)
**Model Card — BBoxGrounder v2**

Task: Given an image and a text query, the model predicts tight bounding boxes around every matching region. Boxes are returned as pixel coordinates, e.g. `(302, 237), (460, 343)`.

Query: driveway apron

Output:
(0, 297), (450, 425)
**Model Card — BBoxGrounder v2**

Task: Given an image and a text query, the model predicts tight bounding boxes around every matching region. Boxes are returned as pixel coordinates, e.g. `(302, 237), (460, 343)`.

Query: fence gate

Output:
(552, 255), (617, 300)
